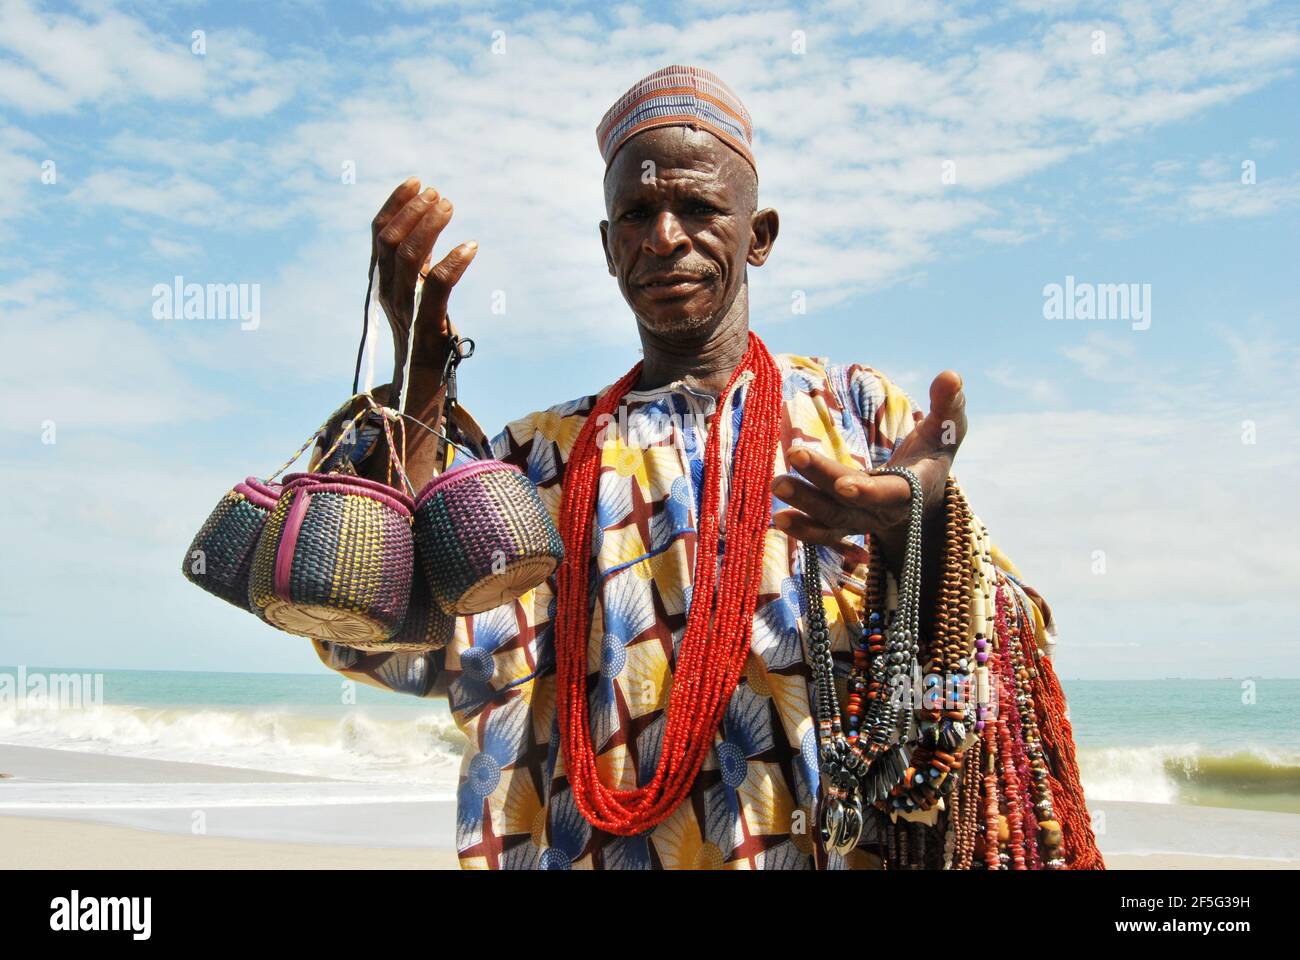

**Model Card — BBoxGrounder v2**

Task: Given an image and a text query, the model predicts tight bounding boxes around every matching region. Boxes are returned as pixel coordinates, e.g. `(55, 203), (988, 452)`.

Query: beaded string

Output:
(801, 540), (869, 853)
(802, 465), (924, 854)
(1024, 608), (1105, 869)
(1000, 586), (1047, 869)
(886, 478), (975, 815)
(1006, 590), (1063, 868)
(854, 465), (924, 805)
(981, 711), (1004, 869)
(553, 332), (781, 836)
(805, 472), (1016, 863)
(992, 595), (1028, 869)
(842, 539), (884, 752)
(954, 735), (982, 868)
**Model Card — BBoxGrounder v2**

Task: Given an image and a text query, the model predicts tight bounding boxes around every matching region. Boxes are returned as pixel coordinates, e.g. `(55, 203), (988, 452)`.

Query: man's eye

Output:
(620, 209), (647, 222)
(690, 203), (720, 216)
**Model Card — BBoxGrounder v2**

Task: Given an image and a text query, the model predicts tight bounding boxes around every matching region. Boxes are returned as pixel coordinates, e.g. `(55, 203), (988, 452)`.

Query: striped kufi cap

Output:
(596, 65), (755, 174)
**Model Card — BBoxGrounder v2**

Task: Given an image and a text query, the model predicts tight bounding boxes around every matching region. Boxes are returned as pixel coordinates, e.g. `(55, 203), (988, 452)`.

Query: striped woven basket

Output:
(181, 478), (283, 610)
(338, 556), (454, 652)
(181, 396), (374, 614)
(249, 472), (416, 645)
(412, 460), (563, 615)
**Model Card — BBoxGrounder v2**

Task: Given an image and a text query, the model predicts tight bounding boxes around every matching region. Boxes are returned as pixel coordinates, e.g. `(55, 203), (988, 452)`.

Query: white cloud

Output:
(1184, 175), (1300, 219)
(0, 0), (312, 119)
(1061, 330), (1139, 380)
(5, 0), (1296, 388)
(0, 271), (234, 433)
(961, 325), (1300, 678)
(0, 0), (204, 113)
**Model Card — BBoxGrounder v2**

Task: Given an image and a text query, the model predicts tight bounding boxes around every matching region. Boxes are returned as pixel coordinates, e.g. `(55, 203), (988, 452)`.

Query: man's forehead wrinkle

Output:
(607, 157), (731, 202)
(651, 165), (724, 186)
(608, 170), (733, 212)
(603, 127), (756, 212)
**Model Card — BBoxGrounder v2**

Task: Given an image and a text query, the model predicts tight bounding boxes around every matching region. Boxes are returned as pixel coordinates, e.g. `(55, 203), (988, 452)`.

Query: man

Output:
(313, 65), (1100, 870)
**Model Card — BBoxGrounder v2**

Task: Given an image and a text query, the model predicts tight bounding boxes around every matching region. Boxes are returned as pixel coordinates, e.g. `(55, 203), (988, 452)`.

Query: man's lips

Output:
(636, 273), (712, 299)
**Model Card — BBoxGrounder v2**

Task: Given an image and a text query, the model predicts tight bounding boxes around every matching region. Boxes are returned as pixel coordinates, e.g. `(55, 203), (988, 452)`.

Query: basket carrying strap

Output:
(425, 317), (492, 470)
(445, 402), (491, 460)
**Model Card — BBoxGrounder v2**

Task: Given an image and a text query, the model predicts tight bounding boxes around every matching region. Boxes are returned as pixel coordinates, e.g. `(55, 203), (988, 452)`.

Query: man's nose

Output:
(642, 211), (691, 258)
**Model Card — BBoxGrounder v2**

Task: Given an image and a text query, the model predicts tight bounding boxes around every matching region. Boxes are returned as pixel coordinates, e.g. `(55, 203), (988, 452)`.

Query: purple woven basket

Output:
(182, 478), (283, 610)
(249, 472), (415, 644)
(412, 460), (563, 615)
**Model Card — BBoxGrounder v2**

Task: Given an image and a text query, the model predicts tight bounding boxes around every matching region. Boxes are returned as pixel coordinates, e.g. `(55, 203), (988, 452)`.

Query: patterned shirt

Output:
(315, 353), (1053, 869)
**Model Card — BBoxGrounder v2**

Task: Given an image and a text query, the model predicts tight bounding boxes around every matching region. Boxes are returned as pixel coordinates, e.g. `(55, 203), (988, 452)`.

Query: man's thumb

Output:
(924, 369), (967, 453)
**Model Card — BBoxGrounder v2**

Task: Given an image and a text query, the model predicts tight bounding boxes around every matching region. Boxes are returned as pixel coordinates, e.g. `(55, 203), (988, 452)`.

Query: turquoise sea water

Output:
(2, 667), (1297, 813)
(1060, 678), (1300, 814)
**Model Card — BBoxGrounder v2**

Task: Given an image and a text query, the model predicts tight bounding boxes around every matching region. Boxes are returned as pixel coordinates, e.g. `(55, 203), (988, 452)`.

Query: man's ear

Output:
(599, 220), (616, 277)
(747, 208), (779, 267)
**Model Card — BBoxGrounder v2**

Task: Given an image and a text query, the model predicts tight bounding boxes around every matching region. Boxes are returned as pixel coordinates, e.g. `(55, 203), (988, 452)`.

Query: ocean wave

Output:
(1079, 744), (1300, 814)
(0, 703), (467, 788)
(11, 707), (1295, 815)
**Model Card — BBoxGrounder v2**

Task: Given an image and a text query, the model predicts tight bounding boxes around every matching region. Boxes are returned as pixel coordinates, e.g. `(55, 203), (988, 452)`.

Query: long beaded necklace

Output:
(885, 478), (976, 816)
(805, 470), (993, 860)
(802, 464), (923, 854)
(553, 332), (781, 836)
(1005, 585), (1064, 868)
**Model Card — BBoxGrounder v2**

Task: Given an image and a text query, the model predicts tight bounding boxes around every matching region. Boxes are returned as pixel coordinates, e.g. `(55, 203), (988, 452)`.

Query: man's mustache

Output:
(632, 264), (720, 285)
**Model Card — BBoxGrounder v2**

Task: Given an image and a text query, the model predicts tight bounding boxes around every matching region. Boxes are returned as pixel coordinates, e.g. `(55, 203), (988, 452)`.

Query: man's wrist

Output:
(873, 504), (946, 632)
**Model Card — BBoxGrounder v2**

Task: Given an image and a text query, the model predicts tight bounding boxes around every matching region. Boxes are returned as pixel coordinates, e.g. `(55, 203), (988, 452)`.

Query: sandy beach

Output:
(3, 742), (1297, 869)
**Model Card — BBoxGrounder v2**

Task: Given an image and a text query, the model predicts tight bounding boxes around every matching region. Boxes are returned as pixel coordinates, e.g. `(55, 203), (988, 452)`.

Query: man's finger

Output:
(415, 241), (479, 337)
(771, 471), (857, 531)
(372, 177), (421, 237)
(785, 444), (911, 513)
(401, 197), (454, 268)
(377, 187), (441, 252)
(394, 197), (454, 300)
(915, 369), (967, 458)
(771, 510), (870, 565)
(785, 447), (857, 492)
(830, 470), (911, 511)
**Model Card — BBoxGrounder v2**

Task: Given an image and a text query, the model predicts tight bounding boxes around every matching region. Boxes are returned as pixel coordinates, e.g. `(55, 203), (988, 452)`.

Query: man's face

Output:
(600, 126), (775, 339)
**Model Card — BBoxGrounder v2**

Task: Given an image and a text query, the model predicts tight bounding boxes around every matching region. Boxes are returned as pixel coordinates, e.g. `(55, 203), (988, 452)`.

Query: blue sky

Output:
(1, 0), (1297, 679)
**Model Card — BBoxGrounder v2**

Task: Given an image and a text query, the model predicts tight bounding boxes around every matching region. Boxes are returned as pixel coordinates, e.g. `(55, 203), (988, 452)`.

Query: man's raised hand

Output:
(770, 370), (968, 569)
(371, 177), (478, 397)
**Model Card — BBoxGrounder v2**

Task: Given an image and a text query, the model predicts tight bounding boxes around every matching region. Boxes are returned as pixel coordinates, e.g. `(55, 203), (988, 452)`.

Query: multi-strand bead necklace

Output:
(886, 478), (976, 816)
(803, 464), (924, 854)
(553, 332), (781, 837)
(803, 468), (1081, 868)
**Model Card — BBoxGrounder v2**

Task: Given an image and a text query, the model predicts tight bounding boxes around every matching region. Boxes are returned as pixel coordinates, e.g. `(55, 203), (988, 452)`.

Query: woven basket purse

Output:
(181, 478), (284, 609)
(248, 395), (422, 648)
(412, 460), (563, 615)
(286, 392), (457, 655)
(180, 397), (371, 611)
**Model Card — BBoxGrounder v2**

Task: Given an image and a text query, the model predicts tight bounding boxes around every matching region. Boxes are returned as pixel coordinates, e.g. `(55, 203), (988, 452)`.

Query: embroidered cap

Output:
(596, 64), (755, 173)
